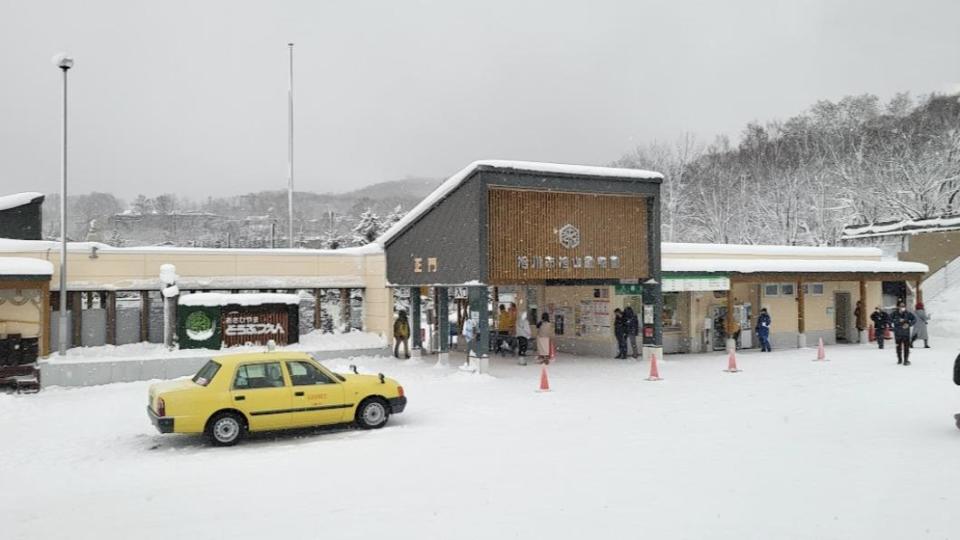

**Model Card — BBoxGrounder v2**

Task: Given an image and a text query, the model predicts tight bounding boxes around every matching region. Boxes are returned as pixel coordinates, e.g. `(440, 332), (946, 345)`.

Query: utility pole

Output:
(287, 42), (295, 248)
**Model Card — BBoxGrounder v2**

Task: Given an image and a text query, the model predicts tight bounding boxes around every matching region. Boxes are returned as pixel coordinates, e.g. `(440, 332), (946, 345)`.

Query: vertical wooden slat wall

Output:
(487, 187), (649, 284)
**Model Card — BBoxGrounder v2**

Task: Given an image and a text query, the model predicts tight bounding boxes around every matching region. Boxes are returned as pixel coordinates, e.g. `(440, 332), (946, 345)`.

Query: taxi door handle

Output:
(294, 391), (304, 396)
(234, 395), (245, 401)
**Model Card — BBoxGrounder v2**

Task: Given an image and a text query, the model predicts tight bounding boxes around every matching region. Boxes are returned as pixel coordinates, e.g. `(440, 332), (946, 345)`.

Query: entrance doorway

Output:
(835, 292), (851, 343)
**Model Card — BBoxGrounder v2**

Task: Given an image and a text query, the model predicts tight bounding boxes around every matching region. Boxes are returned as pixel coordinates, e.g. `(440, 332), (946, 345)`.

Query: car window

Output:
(233, 362), (286, 389)
(286, 361), (334, 386)
(192, 360), (221, 387)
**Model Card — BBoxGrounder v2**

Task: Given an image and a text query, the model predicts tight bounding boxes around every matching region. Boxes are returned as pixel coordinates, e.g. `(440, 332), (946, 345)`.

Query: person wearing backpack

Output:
(393, 310), (411, 359)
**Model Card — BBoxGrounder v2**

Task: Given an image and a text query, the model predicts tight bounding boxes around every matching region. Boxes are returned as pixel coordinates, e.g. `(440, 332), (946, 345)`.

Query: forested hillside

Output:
(613, 93), (960, 245)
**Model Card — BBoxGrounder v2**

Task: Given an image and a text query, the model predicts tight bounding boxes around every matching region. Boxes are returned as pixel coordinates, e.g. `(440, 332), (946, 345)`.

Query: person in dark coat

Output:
(624, 306), (640, 359)
(755, 308), (772, 352)
(889, 302), (916, 365)
(613, 308), (628, 359)
(870, 306), (889, 349)
(393, 310), (411, 359)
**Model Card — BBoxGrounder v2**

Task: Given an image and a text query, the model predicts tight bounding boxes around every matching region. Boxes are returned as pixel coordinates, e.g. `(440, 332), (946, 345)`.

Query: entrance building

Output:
(379, 160), (664, 363)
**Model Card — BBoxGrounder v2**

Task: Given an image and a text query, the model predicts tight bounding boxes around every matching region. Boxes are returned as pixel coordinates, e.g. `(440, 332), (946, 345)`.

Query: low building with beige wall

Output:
(0, 239), (393, 354)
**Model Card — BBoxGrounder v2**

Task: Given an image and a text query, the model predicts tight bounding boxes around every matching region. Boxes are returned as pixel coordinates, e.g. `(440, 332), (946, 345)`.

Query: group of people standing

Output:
(869, 302), (930, 365)
(612, 307), (640, 359)
(393, 301), (557, 365)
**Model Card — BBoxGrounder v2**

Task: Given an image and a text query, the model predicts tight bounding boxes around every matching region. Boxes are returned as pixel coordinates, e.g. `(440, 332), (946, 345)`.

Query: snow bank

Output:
(48, 330), (386, 363)
(377, 160), (663, 246)
(0, 257), (54, 275)
(925, 278), (960, 338)
(0, 191), (43, 211)
(178, 292), (301, 306)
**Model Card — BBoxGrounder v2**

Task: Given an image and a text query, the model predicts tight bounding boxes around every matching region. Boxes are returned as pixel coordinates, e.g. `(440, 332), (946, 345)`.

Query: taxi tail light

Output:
(397, 386), (404, 397)
(157, 398), (166, 417)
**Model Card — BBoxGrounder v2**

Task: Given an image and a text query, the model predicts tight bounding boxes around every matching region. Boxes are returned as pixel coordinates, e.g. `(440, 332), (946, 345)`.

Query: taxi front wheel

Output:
(207, 411), (246, 446)
(355, 398), (389, 429)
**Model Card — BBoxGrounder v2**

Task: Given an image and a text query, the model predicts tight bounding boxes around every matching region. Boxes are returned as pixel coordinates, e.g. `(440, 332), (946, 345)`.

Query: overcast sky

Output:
(2, 0), (959, 200)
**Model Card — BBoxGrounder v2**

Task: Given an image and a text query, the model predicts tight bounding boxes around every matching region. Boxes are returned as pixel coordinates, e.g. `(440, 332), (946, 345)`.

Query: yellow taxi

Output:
(146, 351), (406, 446)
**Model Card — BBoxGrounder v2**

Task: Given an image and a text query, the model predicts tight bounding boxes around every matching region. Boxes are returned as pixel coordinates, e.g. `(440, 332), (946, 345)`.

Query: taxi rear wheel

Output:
(355, 398), (389, 429)
(207, 411), (246, 446)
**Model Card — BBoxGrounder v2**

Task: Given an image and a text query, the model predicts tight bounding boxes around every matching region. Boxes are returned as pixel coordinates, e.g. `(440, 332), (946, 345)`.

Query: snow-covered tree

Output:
(352, 210), (382, 245)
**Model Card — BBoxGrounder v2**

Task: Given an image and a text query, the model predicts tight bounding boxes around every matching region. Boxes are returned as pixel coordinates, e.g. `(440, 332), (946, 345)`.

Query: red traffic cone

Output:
(814, 337), (827, 361)
(646, 353), (662, 381)
(538, 365), (550, 392)
(724, 350), (741, 372)
(550, 341), (557, 361)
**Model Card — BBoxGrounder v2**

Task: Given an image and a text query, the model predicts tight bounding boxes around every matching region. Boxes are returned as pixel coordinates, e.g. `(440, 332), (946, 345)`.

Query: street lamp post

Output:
(52, 53), (73, 356)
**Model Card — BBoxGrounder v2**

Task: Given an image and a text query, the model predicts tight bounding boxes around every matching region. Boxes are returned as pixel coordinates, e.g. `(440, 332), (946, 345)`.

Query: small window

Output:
(802, 283), (825, 296)
(233, 362), (286, 390)
(192, 360), (221, 387)
(763, 284), (779, 297)
(286, 361), (334, 386)
(780, 283), (795, 296)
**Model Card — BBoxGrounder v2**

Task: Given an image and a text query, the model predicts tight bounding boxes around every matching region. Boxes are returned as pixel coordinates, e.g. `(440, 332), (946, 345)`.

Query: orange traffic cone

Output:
(646, 353), (662, 381)
(538, 365), (550, 392)
(550, 341), (557, 362)
(724, 350), (741, 372)
(814, 337), (827, 361)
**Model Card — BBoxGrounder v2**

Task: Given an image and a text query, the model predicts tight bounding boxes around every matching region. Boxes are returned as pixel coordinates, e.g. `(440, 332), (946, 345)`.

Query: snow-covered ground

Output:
(2, 319), (958, 539)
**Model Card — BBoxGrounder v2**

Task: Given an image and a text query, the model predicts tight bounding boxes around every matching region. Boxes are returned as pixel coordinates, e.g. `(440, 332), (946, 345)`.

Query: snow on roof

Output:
(179, 292), (301, 307)
(663, 242), (883, 258)
(664, 257), (928, 275)
(0, 192), (44, 212)
(841, 215), (960, 239)
(0, 257), (54, 276)
(0, 237), (383, 256)
(377, 160), (663, 246)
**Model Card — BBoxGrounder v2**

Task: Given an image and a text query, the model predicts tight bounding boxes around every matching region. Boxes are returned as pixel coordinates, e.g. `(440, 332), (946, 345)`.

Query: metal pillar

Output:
(410, 287), (422, 350)
(57, 59), (71, 356)
(286, 43), (295, 248)
(797, 279), (806, 348)
(437, 287), (449, 352)
(469, 286), (489, 358)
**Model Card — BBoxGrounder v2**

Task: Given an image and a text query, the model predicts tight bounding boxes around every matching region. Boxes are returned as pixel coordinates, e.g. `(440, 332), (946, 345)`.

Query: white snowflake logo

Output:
(558, 224), (580, 249)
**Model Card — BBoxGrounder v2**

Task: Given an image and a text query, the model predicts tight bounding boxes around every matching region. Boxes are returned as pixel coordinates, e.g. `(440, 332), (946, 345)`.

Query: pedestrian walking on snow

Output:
(516, 311), (532, 363)
(756, 308), (772, 352)
(912, 302), (930, 349)
(536, 313), (554, 364)
(890, 302), (916, 365)
(613, 309), (628, 359)
(393, 310), (411, 359)
(624, 306), (640, 358)
(870, 306), (890, 349)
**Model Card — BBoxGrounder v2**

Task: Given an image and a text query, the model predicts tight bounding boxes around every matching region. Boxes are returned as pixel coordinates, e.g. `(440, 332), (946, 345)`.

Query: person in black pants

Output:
(870, 306), (889, 349)
(889, 302), (916, 365)
(613, 308), (628, 359)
